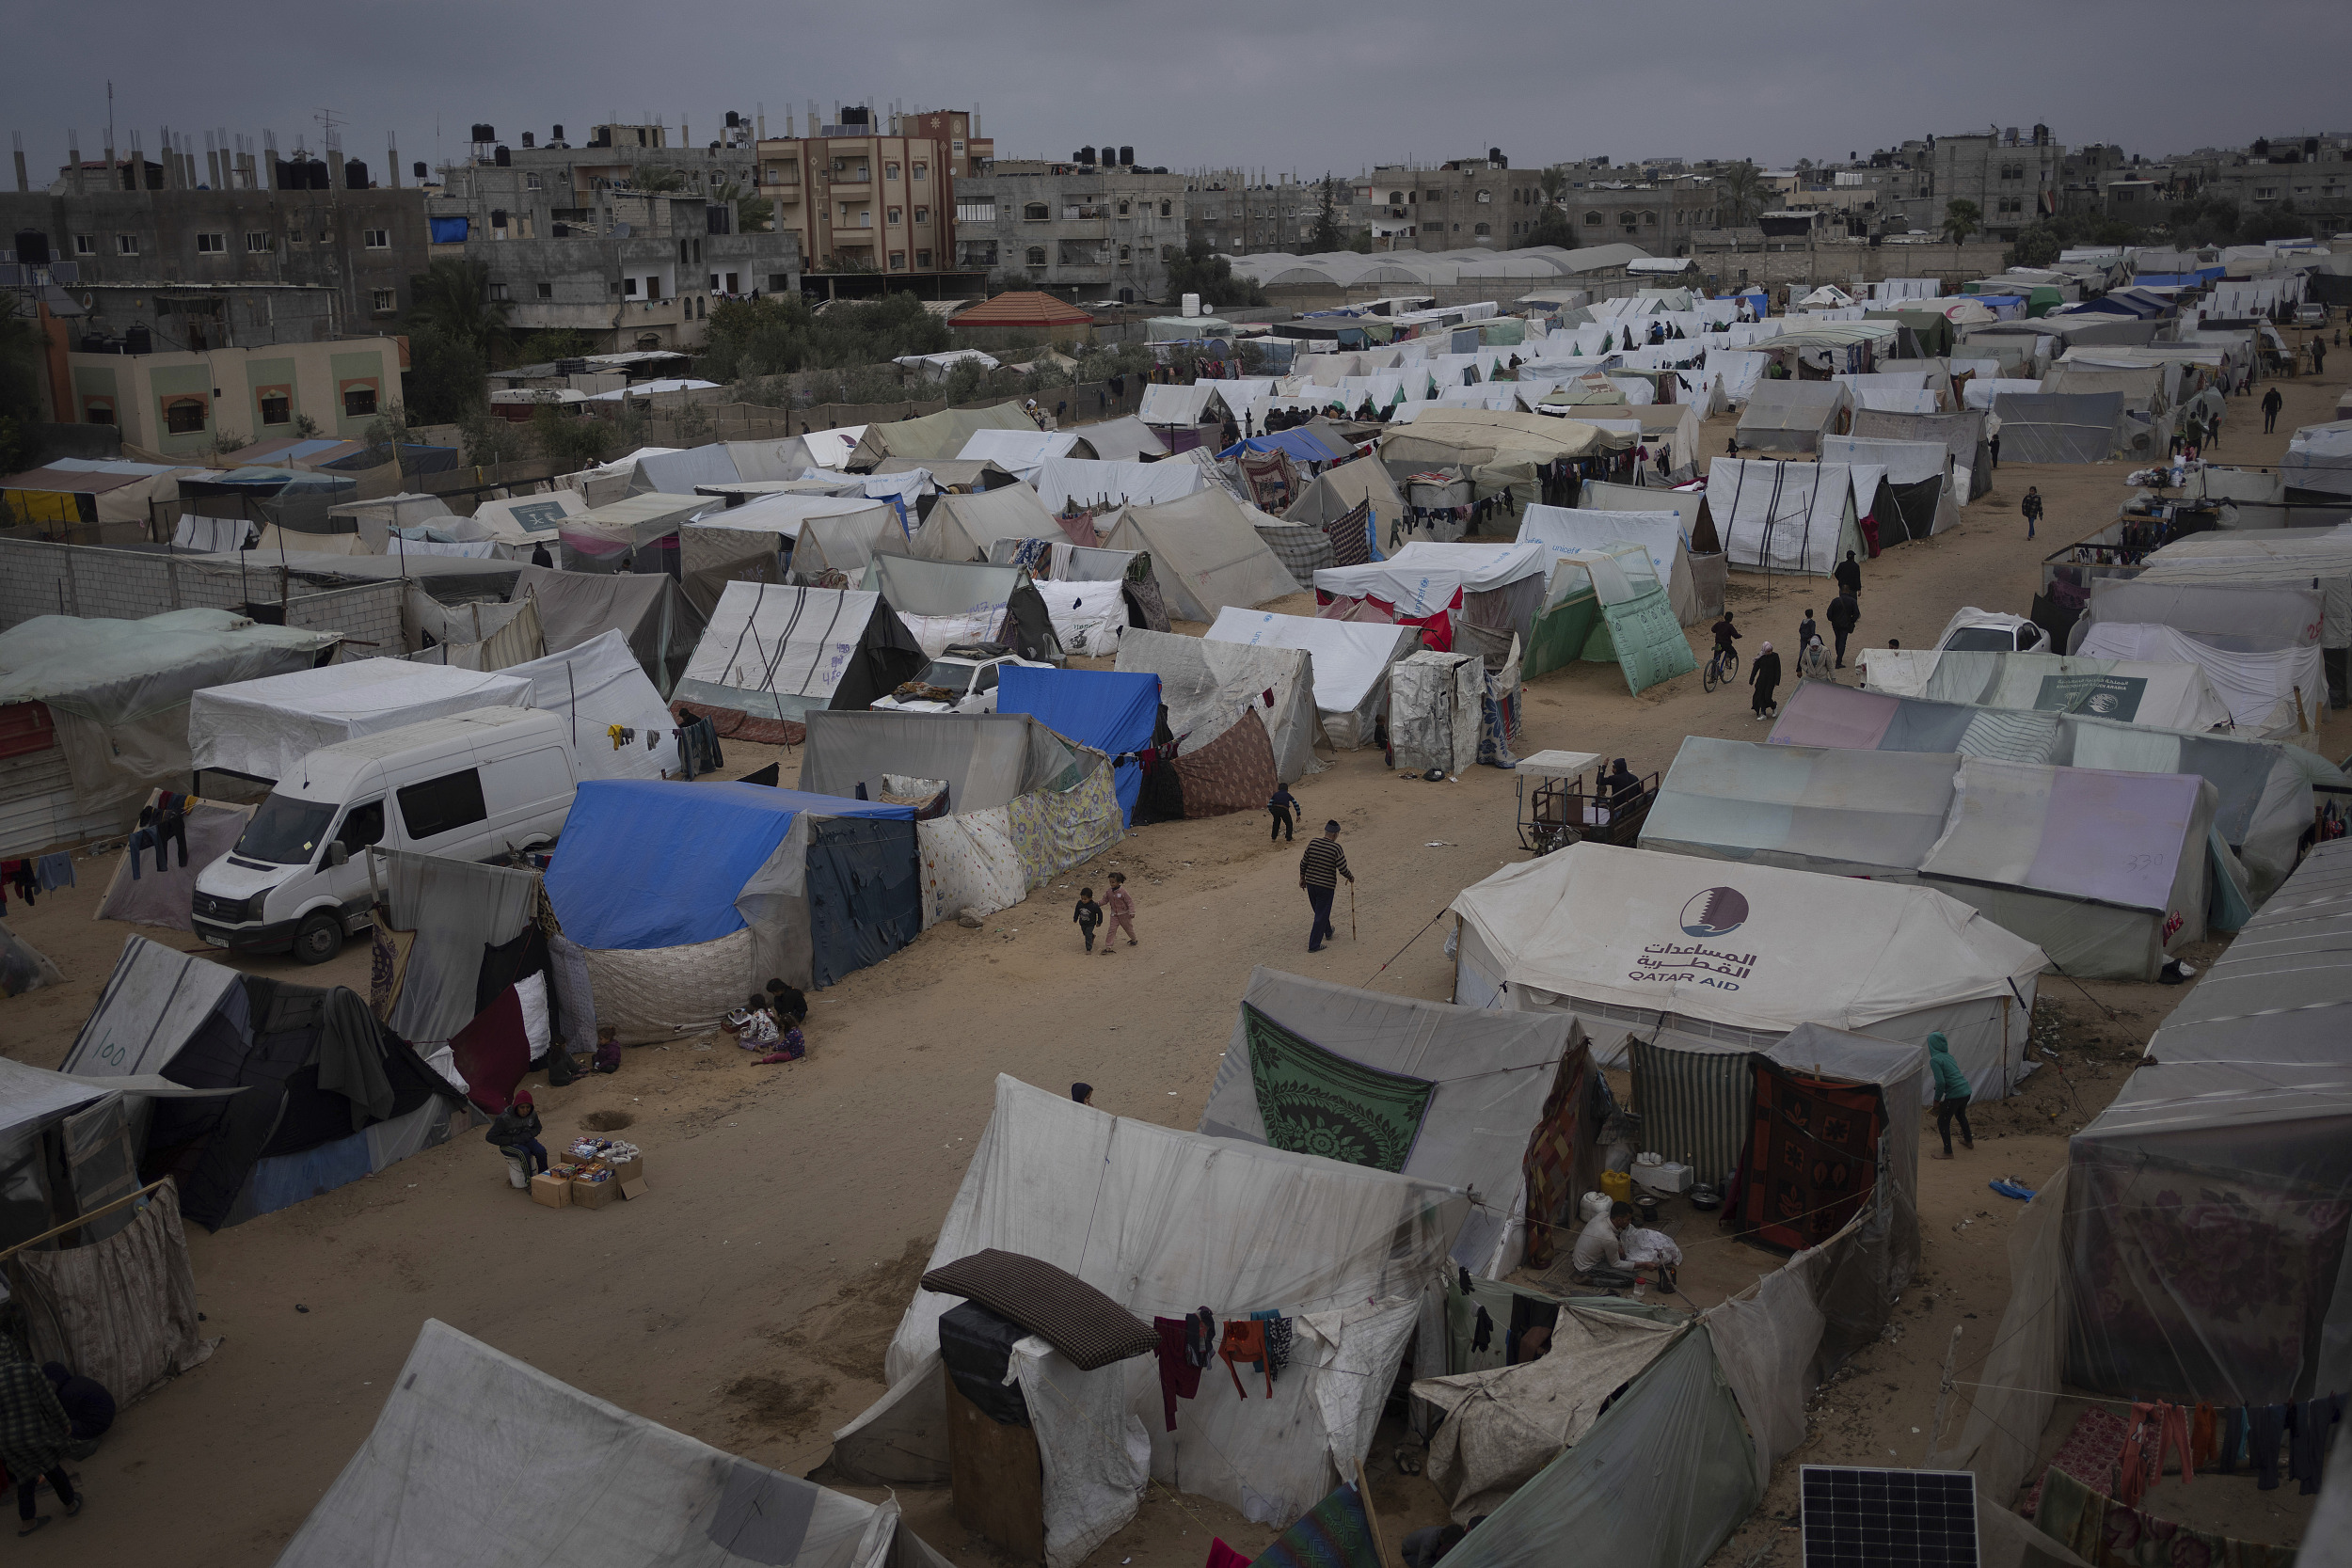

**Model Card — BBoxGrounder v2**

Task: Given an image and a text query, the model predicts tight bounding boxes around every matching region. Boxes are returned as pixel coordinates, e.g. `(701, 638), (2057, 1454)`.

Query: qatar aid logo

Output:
(1680, 886), (1750, 938)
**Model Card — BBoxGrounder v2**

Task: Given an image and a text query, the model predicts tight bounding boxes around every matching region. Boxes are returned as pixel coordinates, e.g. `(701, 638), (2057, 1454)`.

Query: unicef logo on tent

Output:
(1680, 887), (1749, 937)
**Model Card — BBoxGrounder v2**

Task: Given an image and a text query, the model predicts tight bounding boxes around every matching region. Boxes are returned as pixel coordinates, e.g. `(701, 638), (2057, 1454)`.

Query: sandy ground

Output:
(2, 345), (2344, 1565)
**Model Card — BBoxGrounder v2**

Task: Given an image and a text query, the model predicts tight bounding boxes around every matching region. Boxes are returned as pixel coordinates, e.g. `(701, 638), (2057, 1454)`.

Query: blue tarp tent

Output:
(545, 780), (920, 990)
(1218, 429), (1343, 465)
(995, 667), (1161, 825)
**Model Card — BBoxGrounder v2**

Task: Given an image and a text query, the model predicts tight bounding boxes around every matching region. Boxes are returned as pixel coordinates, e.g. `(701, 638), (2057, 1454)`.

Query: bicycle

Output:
(1702, 644), (1740, 692)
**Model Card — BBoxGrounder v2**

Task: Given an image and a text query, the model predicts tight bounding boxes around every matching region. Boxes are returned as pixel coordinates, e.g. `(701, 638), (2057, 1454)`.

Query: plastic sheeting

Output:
(2132, 531), (2352, 650)
(1315, 542), (1549, 622)
(1518, 506), (1700, 626)
(1037, 456), (1205, 514)
(378, 847), (546, 1052)
(4, 1180), (215, 1406)
(675, 582), (924, 721)
(188, 660), (531, 783)
(2078, 576), (2327, 653)
(996, 668), (1161, 826)
(1202, 610), (1418, 751)
(1736, 381), (1851, 453)
(1872, 649), (2235, 736)
(801, 711), (1084, 814)
(833, 1076), (1470, 1530)
(501, 629), (681, 779)
(1097, 490), (1302, 625)
(1116, 627), (1325, 783)
(1200, 966), (1589, 1278)
(1706, 460), (1861, 577)
(1390, 652), (1482, 775)
(278, 1317), (950, 1568)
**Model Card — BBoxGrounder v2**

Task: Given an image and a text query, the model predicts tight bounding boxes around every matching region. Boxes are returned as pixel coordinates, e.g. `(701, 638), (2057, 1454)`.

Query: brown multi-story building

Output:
(754, 104), (993, 295)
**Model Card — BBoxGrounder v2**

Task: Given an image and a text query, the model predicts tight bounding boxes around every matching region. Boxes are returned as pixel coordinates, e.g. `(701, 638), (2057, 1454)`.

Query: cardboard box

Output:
(606, 1153), (643, 1185)
(571, 1176), (619, 1211)
(618, 1176), (648, 1201)
(530, 1173), (572, 1209)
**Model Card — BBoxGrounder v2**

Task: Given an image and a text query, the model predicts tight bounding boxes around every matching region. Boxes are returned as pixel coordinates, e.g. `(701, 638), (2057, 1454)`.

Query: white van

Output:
(192, 708), (577, 963)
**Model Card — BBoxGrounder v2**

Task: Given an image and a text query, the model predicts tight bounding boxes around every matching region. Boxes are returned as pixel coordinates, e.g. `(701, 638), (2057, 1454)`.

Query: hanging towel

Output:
(34, 853), (73, 892)
(1219, 1320), (1271, 1399)
(1154, 1316), (1203, 1433)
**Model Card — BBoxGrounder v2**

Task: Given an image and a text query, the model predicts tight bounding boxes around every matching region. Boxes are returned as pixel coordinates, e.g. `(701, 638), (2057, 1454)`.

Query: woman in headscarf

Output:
(1799, 635), (1835, 682)
(1928, 1032), (1975, 1159)
(1748, 640), (1783, 721)
(0, 1343), (81, 1535)
(1071, 1083), (1094, 1106)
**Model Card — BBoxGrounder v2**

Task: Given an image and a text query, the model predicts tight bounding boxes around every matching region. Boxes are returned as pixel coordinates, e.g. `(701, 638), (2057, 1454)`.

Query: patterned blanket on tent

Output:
(1243, 1004), (1436, 1173)
(916, 808), (1027, 927)
(1630, 1038), (1751, 1189)
(1241, 450), (1300, 511)
(1171, 710), (1278, 818)
(1738, 1058), (1883, 1254)
(1006, 762), (1123, 889)
(1253, 1481), (1385, 1568)
(1257, 521), (1338, 582)
(1322, 499), (1375, 567)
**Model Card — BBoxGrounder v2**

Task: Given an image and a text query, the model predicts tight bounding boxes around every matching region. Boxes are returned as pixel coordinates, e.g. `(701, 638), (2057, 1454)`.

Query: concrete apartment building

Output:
(2, 141), (429, 337)
(1362, 159), (1549, 251)
(960, 157), (1186, 302)
(2159, 134), (2352, 234)
(49, 336), (407, 458)
(1551, 164), (1722, 251)
(422, 119), (800, 351)
(754, 104), (993, 295)
(1187, 173), (1320, 255)
(1928, 125), (2062, 240)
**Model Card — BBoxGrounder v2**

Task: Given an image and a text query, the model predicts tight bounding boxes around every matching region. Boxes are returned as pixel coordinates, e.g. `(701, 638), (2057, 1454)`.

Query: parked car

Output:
(1934, 609), (2047, 655)
(193, 708), (576, 963)
(869, 648), (1052, 715)
(2294, 302), (2328, 328)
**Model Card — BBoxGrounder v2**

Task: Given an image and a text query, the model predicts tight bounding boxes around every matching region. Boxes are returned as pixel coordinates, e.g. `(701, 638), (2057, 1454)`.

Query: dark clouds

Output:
(10, 0), (2346, 178)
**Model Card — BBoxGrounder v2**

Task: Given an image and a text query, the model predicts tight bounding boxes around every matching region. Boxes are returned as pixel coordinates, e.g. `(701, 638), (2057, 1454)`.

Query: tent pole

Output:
(1353, 1458), (1401, 1568)
(0, 1178), (172, 1263)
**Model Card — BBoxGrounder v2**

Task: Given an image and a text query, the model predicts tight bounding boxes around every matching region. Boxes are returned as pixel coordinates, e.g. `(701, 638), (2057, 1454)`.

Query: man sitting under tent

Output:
(1570, 1199), (1643, 1287)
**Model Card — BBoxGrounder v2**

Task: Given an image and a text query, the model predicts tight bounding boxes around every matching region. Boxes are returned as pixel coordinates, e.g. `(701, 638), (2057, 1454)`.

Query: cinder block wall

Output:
(0, 539), (410, 658)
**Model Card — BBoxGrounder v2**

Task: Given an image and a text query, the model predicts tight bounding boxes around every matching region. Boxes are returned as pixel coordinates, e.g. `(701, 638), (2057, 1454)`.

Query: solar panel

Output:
(1801, 1465), (1979, 1568)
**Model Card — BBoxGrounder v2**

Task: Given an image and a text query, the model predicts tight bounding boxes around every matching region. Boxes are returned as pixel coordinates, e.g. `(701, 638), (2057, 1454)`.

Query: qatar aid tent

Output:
(187, 660), (530, 784)
(1734, 380), (1851, 453)
(861, 554), (1061, 663)
(1867, 648), (2234, 735)
(1704, 459), (1863, 578)
(1766, 677), (2334, 906)
(64, 937), (460, 1229)
(1448, 842), (2046, 1098)
(1200, 966), (1597, 1279)
(1313, 540), (1551, 653)
(673, 581), (925, 721)
(1203, 608), (1418, 749)
(830, 1075), (1473, 1540)
(1096, 489), (1303, 624)
(906, 483), (1061, 562)
(1817, 435), (1959, 540)
(1642, 736), (2217, 980)
(1116, 627), (1323, 785)
(277, 1319), (954, 1568)
(544, 781), (919, 1024)
(1518, 505), (1700, 624)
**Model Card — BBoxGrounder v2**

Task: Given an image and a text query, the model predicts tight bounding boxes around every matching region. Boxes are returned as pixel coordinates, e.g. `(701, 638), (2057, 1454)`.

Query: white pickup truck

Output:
(869, 650), (1053, 715)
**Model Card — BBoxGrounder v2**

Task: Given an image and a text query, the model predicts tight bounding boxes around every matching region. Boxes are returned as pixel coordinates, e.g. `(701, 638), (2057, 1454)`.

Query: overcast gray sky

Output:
(10, 0), (2348, 181)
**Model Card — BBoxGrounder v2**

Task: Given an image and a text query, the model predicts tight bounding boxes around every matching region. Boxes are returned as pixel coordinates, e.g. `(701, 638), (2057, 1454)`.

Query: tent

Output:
(0, 459), (198, 532)
(627, 444), (739, 497)
(1816, 436), (1959, 540)
(1096, 490), (1303, 625)
(1849, 407), (1991, 500)
(1035, 456), (1205, 514)
(0, 610), (342, 855)
(543, 781), (919, 1016)
(2284, 420), (2352, 499)
(187, 659), (531, 784)
(1117, 627), (1325, 784)
(1643, 736), (2218, 980)
(278, 1318), (955, 1568)
(849, 402), (1036, 467)
(1734, 381), (1851, 453)
(1450, 842), (2046, 1098)
(1989, 391), (2127, 463)
(1767, 677), (2334, 905)
(62, 936), (460, 1228)
(862, 554), (1062, 664)
(1518, 506), (1700, 625)
(1704, 460), (1864, 578)
(2063, 838), (2352, 1408)
(2076, 621), (2325, 742)
(509, 565), (702, 695)
(1389, 651), (1485, 774)
(1201, 966), (1596, 1278)
(908, 485), (1061, 562)
(1202, 609), (1419, 750)
(466, 490), (591, 556)
(2074, 574), (2329, 657)
(953, 428), (1093, 480)
(673, 581), (925, 723)
(554, 493), (707, 572)
(1070, 416), (1168, 464)
(1313, 541), (1550, 653)
(1576, 480), (1724, 610)
(1517, 547), (1696, 694)
(1284, 458), (1406, 559)
(501, 630), (682, 780)
(995, 667), (1162, 826)
(830, 1075), (1472, 1540)
(2130, 529), (2352, 649)
(728, 427), (868, 477)
(793, 508), (902, 581)
(1863, 648), (2235, 735)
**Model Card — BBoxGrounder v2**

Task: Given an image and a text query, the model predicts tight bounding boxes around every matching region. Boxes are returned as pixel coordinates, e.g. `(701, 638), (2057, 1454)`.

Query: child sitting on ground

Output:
(593, 1025), (622, 1074)
(1073, 887), (1104, 953)
(725, 993), (779, 1052)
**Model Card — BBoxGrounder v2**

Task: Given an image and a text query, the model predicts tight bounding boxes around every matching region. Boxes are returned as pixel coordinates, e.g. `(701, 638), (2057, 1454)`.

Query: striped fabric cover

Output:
(1629, 1037), (1752, 1187)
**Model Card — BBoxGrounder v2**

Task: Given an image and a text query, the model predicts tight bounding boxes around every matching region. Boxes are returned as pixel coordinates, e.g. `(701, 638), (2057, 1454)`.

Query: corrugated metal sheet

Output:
(0, 743), (118, 859)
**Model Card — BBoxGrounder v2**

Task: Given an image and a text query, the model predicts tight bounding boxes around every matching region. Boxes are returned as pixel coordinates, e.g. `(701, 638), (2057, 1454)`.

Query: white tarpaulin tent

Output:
(1518, 506), (1700, 625)
(1390, 650), (1484, 775)
(2076, 621), (2325, 742)
(277, 1318), (954, 1568)
(1200, 966), (1590, 1279)
(1115, 626), (1325, 782)
(1450, 842), (2045, 1098)
(831, 1075), (1470, 1546)
(2284, 421), (2352, 498)
(1097, 489), (1302, 623)
(1203, 609), (1422, 749)
(674, 582), (924, 721)
(503, 629), (681, 780)
(1037, 456), (1205, 513)
(2132, 529), (2352, 649)
(1818, 435), (1960, 533)
(1313, 541), (1550, 627)
(908, 485), (1061, 562)
(1862, 648), (2235, 735)
(1735, 381), (1851, 452)
(954, 428), (1090, 480)
(1705, 460), (1863, 577)
(188, 660), (530, 783)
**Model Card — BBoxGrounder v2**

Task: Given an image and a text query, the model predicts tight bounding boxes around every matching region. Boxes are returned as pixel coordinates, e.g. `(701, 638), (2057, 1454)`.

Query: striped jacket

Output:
(1299, 838), (1352, 889)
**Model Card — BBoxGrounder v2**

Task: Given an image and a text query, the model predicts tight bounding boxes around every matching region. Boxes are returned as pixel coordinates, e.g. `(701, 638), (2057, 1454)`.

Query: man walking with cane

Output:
(1300, 820), (1355, 953)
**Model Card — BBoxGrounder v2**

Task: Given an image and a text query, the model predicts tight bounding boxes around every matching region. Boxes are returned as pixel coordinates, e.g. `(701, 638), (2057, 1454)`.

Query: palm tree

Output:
(1538, 165), (1568, 206)
(713, 179), (772, 234)
(632, 165), (686, 194)
(1716, 161), (1765, 229)
(406, 258), (511, 356)
(1941, 198), (1981, 245)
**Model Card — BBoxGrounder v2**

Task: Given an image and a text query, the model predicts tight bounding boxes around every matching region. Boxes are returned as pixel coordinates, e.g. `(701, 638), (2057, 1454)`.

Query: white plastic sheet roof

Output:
(1037, 456), (1206, 513)
(1206, 608), (1422, 724)
(188, 659), (532, 782)
(1314, 541), (1550, 617)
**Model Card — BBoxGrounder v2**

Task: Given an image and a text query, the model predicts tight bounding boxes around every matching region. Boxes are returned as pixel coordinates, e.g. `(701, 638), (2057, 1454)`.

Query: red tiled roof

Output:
(952, 290), (1095, 327)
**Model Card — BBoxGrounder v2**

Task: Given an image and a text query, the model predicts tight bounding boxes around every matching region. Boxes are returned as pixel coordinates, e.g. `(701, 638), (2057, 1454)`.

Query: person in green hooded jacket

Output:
(1928, 1032), (1974, 1159)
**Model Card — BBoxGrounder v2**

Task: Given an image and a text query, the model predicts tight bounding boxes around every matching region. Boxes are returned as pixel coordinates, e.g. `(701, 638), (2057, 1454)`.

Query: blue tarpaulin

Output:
(1217, 429), (1345, 465)
(545, 780), (913, 951)
(428, 215), (469, 244)
(996, 667), (1161, 826)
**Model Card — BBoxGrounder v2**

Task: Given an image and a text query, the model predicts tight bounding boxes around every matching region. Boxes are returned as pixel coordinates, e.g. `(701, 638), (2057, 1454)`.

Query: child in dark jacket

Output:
(487, 1092), (548, 1175)
(1073, 888), (1104, 953)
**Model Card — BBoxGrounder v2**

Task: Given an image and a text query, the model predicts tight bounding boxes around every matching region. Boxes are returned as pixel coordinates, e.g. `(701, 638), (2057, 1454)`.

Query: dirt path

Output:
(2, 352), (2343, 1566)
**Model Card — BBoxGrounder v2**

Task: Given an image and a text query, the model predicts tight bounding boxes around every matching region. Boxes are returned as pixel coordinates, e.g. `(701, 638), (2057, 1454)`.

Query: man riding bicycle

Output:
(1710, 611), (1740, 660)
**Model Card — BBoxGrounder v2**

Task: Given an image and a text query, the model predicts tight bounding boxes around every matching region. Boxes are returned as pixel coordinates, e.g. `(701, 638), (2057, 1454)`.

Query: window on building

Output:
(1118, 200), (1130, 216)
(196, 232), (226, 253)
(525, 174), (541, 191)
(624, 277), (639, 295)
(691, 239), (701, 262)
(258, 388), (292, 425)
(1119, 244), (1132, 261)
(889, 250), (906, 270)
(246, 231), (270, 253)
(82, 397), (114, 425)
(768, 274), (790, 292)
(1645, 211), (1657, 224)
(885, 162), (899, 182)
(536, 280), (553, 299)
(1024, 202), (1049, 221)
(855, 164), (869, 182)
(164, 396), (206, 434)
(342, 382), (379, 417)
(914, 206), (928, 224)
(72, 234), (94, 255)
(887, 207), (902, 224)
(371, 289), (396, 311)
(916, 248), (931, 269)
(956, 202), (995, 223)
(913, 161), (927, 181)
(363, 228), (389, 248)
(1476, 189), (1491, 204)
(1160, 200), (1171, 216)
(1025, 245), (1046, 266)
(1390, 190), (1404, 204)
(644, 276), (660, 297)
(116, 234), (138, 256)
(1584, 211), (1603, 226)
(1475, 222), (1491, 236)
(2254, 185), (2279, 199)
(485, 281), (508, 301)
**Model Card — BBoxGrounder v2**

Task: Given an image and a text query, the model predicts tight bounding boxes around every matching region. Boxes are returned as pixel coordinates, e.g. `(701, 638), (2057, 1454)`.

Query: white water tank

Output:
(1182, 293), (1200, 318)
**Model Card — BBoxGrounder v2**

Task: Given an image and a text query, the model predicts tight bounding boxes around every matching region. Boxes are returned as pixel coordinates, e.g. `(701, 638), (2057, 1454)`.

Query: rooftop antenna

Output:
(106, 80), (114, 160)
(315, 105), (345, 145)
